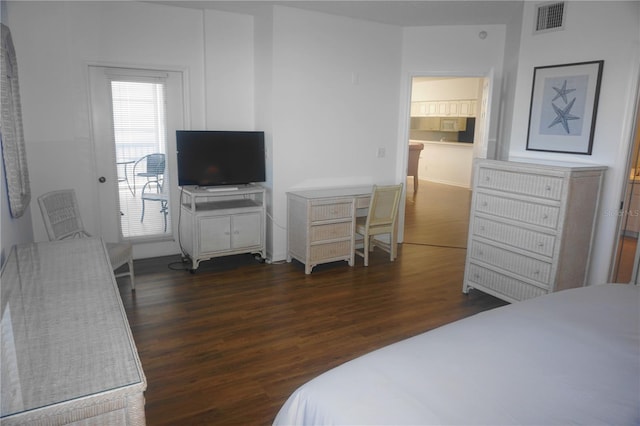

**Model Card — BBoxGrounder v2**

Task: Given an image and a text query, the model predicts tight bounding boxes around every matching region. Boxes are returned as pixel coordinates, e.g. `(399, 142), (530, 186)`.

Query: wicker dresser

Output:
(287, 186), (372, 274)
(1, 238), (146, 425)
(463, 159), (606, 303)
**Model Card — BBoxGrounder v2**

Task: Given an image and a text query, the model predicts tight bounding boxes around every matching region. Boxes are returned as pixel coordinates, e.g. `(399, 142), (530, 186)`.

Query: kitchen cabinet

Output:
(410, 101), (437, 117)
(458, 100), (477, 117)
(410, 100), (477, 117)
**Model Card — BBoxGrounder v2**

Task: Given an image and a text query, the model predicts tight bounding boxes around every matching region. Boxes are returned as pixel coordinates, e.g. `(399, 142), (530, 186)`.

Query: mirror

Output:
(1, 23), (30, 218)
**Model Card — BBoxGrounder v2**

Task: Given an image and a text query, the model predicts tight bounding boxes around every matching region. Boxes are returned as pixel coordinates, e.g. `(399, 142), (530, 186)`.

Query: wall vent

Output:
(535, 2), (565, 33)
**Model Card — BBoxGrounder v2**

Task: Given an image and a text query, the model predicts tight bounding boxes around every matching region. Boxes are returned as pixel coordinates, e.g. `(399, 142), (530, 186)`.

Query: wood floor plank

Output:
(118, 181), (506, 425)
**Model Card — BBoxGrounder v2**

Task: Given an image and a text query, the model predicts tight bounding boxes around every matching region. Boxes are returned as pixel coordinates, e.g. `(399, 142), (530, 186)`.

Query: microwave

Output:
(441, 118), (464, 132)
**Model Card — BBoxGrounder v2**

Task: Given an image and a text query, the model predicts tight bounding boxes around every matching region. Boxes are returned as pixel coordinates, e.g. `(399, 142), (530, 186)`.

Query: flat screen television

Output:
(176, 130), (266, 187)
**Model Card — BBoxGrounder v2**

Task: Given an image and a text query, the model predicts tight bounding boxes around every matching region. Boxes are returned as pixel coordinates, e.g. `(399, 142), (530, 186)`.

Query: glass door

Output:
(111, 79), (168, 238)
(89, 66), (183, 245)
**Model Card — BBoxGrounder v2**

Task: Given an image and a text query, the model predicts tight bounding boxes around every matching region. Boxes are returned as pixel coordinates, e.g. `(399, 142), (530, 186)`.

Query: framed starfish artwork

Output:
(526, 60), (604, 155)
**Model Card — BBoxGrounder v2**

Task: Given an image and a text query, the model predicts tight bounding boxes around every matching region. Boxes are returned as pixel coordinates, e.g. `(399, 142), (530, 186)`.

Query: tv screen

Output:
(176, 130), (266, 187)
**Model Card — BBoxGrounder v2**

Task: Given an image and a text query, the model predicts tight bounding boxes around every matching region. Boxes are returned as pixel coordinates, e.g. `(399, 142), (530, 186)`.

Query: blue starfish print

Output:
(551, 80), (576, 104)
(548, 97), (580, 134)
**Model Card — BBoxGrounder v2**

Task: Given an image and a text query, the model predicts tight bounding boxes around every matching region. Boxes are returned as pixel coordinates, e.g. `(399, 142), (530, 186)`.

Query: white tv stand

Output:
(179, 185), (266, 271)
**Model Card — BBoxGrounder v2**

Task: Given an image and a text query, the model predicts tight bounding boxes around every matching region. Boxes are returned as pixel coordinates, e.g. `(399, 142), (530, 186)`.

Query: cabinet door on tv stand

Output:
(231, 213), (263, 249)
(199, 215), (232, 253)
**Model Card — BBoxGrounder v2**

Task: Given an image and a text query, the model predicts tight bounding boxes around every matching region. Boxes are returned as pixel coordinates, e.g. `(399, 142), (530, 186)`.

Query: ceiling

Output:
(149, 1), (525, 27)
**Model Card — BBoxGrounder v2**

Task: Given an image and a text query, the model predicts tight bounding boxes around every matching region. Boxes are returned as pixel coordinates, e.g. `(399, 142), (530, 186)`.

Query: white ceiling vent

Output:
(535, 2), (566, 33)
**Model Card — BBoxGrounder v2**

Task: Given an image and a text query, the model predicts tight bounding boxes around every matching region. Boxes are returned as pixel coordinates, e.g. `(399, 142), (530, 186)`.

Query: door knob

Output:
(98, 176), (106, 183)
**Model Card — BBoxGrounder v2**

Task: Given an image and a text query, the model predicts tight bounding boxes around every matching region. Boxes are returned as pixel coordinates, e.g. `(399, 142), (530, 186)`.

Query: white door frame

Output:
(87, 64), (188, 259)
(396, 70), (496, 244)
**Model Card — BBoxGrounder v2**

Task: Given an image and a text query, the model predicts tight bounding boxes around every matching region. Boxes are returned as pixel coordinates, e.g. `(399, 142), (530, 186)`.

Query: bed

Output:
(273, 284), (639, 425)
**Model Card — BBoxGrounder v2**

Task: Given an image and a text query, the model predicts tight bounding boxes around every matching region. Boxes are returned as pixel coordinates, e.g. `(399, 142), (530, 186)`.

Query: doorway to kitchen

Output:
(404, 75), (489, 250)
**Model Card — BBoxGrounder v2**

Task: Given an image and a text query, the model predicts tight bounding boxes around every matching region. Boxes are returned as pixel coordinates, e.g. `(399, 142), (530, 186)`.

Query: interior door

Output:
(88, 66), (184, 255)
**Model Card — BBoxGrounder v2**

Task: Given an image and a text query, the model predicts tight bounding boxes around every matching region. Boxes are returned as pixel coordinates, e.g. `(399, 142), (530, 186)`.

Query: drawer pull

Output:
(482, 201), (488, 207)
(543, 214), (549, 219)
(479, 226), (486, 231)
(534, 270), (540, 275)
(538, 242), (544, 247)
(545, 185), (551, 191)
(485, 176), (490, 181)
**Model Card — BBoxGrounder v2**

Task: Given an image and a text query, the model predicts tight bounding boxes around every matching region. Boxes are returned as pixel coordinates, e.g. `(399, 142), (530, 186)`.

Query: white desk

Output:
(287, 186), (372, 274)
(1, 238), (146, 425)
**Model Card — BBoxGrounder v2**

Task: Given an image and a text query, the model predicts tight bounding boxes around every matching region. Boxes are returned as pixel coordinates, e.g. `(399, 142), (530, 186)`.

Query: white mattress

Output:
(273, 284), (640, 425)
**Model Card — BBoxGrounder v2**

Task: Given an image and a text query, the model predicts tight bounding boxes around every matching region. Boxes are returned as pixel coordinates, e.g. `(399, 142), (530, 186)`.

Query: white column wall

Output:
(267, 6), (403, 261)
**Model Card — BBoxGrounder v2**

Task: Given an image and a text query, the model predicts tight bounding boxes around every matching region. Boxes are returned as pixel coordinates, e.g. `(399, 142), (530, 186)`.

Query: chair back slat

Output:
(146, 153), (165, 175)
(38, 189), (90, 241)
(367, 184), (403, 228)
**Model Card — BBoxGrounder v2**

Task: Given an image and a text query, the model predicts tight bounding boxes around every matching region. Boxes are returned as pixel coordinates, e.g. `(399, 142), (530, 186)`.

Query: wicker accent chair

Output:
(355, 184), (404, 266)
(38, 189), (135, 290)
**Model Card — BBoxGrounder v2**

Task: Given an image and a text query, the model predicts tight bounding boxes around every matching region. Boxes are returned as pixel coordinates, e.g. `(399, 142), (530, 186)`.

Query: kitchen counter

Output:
(410, 139), (473, 188)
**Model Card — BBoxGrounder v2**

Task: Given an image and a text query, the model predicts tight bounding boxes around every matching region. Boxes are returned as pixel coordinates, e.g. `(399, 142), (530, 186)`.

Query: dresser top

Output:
(1, 238), (145, 418)
(501, 157), (607, 171)
(287, 185), (373, 200)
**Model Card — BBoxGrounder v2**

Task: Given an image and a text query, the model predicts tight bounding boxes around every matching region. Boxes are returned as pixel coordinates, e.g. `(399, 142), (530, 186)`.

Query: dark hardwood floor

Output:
(118, 180), (507, 425)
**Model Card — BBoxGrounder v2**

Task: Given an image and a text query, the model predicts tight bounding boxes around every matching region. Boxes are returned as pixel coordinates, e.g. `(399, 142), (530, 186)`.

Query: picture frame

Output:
(526, 60), (604, 155)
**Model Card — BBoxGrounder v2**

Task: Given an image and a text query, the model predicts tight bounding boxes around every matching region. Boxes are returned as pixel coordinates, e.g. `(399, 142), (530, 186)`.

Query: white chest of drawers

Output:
(463, 159), (606, 303)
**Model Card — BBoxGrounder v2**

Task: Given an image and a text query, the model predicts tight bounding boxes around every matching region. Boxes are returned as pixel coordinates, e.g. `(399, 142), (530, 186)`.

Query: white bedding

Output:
(273, 284), (640, 425)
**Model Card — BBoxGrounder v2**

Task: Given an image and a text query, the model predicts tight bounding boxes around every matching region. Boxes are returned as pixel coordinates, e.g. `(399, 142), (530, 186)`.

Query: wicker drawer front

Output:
(466, 263), (548, 301)
(310, 202), (353, 221)
(310, 222), (352, 242)
(355, 196), (371, 209)
(310, 241), (351, 261)
(469, 241), (552, 284)
(475, 193), (560, 229)
(477, 167), (564, 200)
(472, 217), (556, 257)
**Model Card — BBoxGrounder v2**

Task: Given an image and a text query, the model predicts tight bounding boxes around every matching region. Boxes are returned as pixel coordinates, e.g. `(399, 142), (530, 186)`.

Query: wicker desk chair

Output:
(355, 184), (404, 266)
(38, 189), (135, 290)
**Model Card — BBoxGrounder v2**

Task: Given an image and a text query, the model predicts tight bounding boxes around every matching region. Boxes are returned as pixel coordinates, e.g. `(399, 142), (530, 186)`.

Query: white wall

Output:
(508, 1), (640, 284)
(267, 6), (403, 260)
(4, 2), (257, 259)
(204, 9), (255, 130)
(412, 77), (482, 101)
(0, 3), (34, 265)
